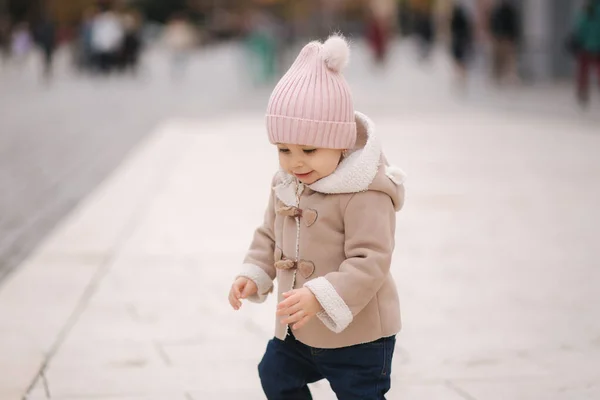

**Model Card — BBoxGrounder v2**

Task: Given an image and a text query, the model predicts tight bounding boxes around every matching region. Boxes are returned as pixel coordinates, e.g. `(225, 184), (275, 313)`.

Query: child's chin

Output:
(299, 176), (319, 185)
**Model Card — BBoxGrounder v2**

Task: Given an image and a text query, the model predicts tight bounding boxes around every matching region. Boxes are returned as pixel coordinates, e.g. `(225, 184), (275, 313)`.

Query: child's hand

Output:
(229, 277), (258, 310)
(277, 288), (322, 330)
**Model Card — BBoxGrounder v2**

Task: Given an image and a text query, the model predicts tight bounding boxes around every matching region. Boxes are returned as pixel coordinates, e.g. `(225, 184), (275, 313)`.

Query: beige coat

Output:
(239, 112), (406, 349)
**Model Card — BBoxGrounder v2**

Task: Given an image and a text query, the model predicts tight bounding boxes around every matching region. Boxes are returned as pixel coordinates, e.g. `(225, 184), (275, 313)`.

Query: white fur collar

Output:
(273, 112), (381, 205)
(274, 171), (301, 207)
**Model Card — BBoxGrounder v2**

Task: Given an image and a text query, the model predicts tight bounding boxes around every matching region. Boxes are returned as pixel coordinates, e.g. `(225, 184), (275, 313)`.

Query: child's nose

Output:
(292, 157), (304, 168)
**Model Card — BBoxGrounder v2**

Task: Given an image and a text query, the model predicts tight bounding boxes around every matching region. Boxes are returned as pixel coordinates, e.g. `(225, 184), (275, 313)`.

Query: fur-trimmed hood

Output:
(274, 111), (406, 211)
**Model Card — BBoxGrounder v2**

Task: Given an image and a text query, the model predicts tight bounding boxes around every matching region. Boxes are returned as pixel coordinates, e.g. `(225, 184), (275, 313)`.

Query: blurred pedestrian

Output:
(572, 0), (600, 107)
(366, 0), (396, 65)
(411, 0), (435, 61)
(0, 15), (10, 65)
(75, 7), (97, 73)
(120, 11), (142, 75)
(163, 12), (197, 81)
(366, 12), (388, 65)
(229, 34), (406, 400)
(450, 1), (474, 86)
(243, 8), (279, 85)
(433, 0), (454, 44)
(11, 22), (33, 66)
(34, 15), (57, 81)
(398, 0), (411, 37)
(91, 3), (124, 74)
(489, 0), (521, 85)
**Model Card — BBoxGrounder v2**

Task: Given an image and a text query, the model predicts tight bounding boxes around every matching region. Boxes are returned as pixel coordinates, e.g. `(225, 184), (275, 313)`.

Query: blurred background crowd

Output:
(0, 0), (598, 105)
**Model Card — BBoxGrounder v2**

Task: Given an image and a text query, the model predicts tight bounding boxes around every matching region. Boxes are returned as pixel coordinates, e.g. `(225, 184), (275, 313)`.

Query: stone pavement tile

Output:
(192, 381), (336, 400)
(143, 308), (271, 352)
(0, 348), (43, 399)
(51, 302), (148, 349)
(0, 256), (101, 398)
(520, 346), (600, 379)
(450, 378), (600, 400)
(387, 382), (471, 400)
(26, 396), (189, 400)
(187, 381), (471, 399)
(96, 258), (209, 309)
(84, 253), (276, 345)
(0, 255), (100, 349)
(392, 332), (551, 383)
(24, 379), (46, 399)
(174, 362), (264, 393)
(394, 357), (548, 384)
(305, 381), (337, 399)
(0, 391), (27, 400)
(161, 339), (266, 366)
(188, 391), (266, 400)
(36, 124), (194, 257)
(50, 339), (163, 369)
(43, 365), (182, 397)
(43, 363), (262, 397)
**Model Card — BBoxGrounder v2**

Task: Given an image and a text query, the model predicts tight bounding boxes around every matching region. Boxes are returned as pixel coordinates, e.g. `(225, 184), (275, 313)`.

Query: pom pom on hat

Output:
(322, 34), (350, 72)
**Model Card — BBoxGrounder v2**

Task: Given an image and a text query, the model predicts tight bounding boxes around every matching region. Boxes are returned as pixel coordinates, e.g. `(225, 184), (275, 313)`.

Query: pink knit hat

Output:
(266, 35), (356, 149)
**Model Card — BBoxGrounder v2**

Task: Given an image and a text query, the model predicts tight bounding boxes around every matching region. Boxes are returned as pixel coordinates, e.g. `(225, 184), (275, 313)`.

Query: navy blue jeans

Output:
(258, 332), (396, 400)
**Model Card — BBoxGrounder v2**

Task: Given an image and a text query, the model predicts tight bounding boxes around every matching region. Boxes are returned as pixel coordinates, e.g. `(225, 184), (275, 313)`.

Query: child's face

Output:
(277, 143), (343, 185)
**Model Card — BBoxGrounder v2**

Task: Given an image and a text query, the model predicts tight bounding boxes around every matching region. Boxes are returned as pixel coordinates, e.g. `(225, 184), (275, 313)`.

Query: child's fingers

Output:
(240, 281), (256, 299)
(277, 295), (299, 310)
(276, 302), (302, 317)
(292, 315), (311, 330)
(228, 295), (238, 310)
(228, 290), (242, 310)
(233, 283), (243, 298)
(282, 290), (296, 298)
(280, 310), (305, 325)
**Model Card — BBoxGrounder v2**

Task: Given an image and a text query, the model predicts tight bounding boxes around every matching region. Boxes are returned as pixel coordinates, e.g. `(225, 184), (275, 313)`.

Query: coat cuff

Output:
(304, 277), (353, 333)
(237, 264), (274, 303)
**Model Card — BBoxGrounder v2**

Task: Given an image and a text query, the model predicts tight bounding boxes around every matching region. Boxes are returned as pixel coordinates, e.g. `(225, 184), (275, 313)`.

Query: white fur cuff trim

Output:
(304, 277), (353, 333)
(237, 264), (274, 303)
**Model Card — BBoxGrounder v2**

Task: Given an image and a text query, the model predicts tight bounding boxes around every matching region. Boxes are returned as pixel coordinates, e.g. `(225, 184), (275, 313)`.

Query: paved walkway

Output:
(1, 100), (599, 399)
(1, 39), (600, 400)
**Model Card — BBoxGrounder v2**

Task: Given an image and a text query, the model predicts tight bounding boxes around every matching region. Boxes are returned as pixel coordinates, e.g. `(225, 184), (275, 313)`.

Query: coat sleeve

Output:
(304, 190), (396, 332)
(237, 182), (278, 303)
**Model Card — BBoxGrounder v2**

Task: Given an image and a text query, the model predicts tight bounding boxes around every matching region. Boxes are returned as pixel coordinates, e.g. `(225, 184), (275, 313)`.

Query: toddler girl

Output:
(228, 34), (406, 400)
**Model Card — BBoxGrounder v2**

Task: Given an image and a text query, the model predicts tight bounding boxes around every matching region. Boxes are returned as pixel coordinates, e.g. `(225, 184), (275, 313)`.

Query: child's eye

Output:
(278, 148), (290, 154)
(303, 149), (317, 154)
